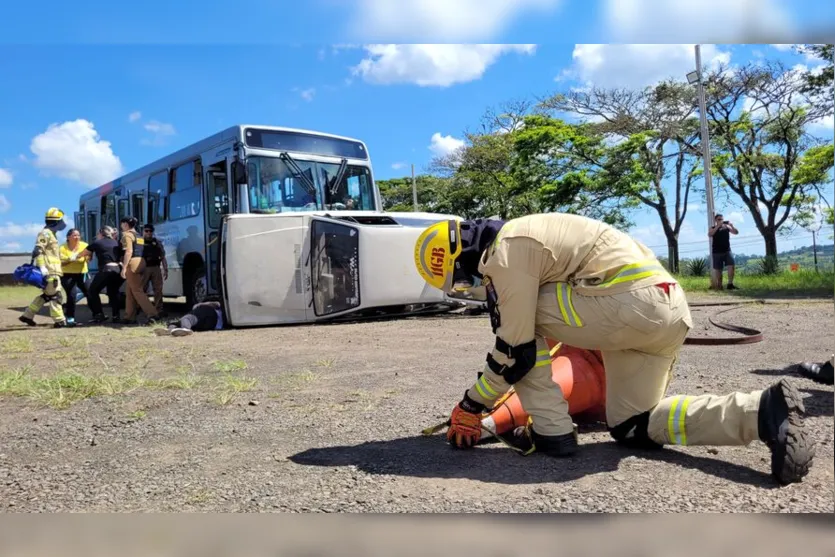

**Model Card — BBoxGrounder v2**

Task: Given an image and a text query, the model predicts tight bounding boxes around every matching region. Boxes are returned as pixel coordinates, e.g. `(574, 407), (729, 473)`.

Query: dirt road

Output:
(1, 289), (832, 512)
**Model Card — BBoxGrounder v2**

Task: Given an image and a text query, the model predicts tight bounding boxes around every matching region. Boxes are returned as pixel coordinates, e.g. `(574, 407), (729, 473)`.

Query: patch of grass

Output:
(212, 373), (258, 406)
(128, 409), (147, 420)
(676, 269), (834, 297)
(187, 488), (214, 504)
(0, 285), (40, 305)
(43, 348), (91, 361)
(0, 366), (146, 409)
(271, 369), (320, 389)
(212, 359), (248, 373)
(315, 358), (336, 368)
(1, 336), (33, 354)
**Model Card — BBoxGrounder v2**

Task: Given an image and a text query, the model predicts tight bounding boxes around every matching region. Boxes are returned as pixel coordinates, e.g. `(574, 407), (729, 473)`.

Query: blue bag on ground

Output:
(13, 264), (46, 289)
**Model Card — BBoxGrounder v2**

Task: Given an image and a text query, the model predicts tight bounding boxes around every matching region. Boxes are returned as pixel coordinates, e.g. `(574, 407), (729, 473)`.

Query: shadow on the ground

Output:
(288, 434), (780, 489)
(800, 388), (834, 418)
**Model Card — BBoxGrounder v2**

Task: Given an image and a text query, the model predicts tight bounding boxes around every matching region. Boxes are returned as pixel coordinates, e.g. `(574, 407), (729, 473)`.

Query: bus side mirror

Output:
(232, 160), (248, 185)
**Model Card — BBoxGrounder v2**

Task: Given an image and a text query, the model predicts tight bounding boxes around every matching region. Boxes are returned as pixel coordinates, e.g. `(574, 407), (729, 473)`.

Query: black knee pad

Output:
(608, 411), (663, 450)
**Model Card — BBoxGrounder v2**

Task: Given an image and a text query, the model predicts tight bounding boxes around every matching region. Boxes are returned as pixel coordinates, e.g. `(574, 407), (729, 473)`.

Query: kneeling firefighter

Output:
(19, 207), (70, 328)
(414, 213), (815, 485)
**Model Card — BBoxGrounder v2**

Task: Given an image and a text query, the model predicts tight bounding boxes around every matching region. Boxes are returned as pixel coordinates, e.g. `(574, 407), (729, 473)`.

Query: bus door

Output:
(202, 151), (233, 297)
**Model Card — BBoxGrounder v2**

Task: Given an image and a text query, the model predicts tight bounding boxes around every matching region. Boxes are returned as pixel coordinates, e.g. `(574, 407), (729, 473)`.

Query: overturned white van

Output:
(218, 211), (483, 327)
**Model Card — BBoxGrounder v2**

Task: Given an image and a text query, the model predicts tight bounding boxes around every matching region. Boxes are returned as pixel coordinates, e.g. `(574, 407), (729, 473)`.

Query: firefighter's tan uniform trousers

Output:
(22, 228), (66, 324)
(465, 213), (764, 448)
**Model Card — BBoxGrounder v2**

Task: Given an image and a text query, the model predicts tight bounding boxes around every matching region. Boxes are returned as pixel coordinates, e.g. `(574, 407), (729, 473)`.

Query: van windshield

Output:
(246, 156), (376, 213)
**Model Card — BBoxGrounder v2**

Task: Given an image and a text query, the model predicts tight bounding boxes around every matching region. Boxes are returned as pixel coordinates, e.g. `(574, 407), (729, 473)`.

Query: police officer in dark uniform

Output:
(140, 224), (168, 315)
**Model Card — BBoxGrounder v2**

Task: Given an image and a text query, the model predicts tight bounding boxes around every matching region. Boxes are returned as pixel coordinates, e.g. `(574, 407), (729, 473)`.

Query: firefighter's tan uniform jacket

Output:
(35, 227), (64, 277)
(22, 227), (66, 323)
(466, 213), (763, 450)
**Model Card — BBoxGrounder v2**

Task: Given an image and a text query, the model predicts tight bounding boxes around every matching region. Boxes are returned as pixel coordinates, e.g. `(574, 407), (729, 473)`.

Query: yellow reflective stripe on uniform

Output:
(474, 374), (500, 400)
(535, 349), (551, 367)
(667, 395), (692, 445)
(556, 283), (583, 327)
(599, 260), (668, 288)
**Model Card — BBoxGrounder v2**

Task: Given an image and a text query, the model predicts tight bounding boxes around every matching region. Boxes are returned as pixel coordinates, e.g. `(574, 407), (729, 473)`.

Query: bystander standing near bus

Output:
(59, 228), (90, 326)
(80, 226), (124, 323)
(140, 224), (168, 316)
(117, 217), (159, 324)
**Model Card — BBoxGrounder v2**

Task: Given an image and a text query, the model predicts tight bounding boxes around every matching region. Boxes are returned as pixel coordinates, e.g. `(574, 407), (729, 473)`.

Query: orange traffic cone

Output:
(480, 341), (607, 439)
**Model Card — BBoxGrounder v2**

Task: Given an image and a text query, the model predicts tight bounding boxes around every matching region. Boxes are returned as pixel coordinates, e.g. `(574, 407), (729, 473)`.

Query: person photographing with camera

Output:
(708, 213), (739, 290)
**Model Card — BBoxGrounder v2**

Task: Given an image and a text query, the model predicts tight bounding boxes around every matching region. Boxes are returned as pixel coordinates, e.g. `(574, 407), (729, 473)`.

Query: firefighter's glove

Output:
(39, 266), (48, 277)
(447, 392), (486, 449)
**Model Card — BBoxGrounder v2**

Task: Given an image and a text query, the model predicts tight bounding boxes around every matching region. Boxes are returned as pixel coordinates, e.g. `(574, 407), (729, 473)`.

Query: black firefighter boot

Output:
(796, 360), (834, 386)
(757, 378), (816, 485)
(510, 423), (578, 457)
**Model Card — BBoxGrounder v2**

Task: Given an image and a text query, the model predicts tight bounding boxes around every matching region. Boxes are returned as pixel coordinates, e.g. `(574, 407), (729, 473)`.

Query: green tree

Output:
(429, 100), (543, 219)
(795, 44), (834, 111)
(701, 61), (833, 258)
(537, 81), (704, 272)
(512, 114), (636, 230)
(377, 175), (448, 213)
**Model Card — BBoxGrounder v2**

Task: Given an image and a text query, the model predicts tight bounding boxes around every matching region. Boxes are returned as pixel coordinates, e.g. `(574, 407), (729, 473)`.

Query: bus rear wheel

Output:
(185, 263), (207, 308)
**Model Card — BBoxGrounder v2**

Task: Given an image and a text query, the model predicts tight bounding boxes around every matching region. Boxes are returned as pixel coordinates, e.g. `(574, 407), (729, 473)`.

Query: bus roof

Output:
(79, 124), (369, 202)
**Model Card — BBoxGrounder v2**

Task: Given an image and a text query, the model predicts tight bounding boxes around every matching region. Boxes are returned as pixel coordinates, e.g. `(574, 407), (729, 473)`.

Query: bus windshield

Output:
(246, 155), (376, 213)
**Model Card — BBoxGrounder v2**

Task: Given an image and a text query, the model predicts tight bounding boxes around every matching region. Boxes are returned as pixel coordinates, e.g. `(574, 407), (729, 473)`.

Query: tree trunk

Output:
(666, 235), (679, 274)
(763, 228), (778, 259)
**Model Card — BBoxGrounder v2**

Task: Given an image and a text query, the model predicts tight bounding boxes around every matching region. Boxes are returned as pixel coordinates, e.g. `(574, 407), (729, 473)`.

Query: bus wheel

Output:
(186, 263), (207, 307)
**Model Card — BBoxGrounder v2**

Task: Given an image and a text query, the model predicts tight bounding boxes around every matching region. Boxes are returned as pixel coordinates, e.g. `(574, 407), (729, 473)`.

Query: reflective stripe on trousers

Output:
(556, 261), (670, 328)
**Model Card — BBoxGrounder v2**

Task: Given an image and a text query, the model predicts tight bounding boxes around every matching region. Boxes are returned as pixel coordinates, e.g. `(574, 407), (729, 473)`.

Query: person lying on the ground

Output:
(154, 301), (224, 337)
(796, 355), (834, 385)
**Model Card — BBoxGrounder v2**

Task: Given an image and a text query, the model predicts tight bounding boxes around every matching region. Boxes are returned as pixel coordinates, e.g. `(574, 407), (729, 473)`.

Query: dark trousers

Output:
(61, 273), (89, 319)
(88, 267), (124, 317)
(174, 302), (221, 331)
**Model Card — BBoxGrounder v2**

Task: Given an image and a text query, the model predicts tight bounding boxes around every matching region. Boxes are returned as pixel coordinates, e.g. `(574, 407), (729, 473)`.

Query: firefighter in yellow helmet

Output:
(19, 207), (70, 328)
(414, 213), (815, 485)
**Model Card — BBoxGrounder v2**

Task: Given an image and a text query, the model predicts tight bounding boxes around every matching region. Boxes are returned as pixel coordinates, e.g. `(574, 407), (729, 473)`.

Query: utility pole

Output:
(411, 163), (418, 211)
(689, 44), (718, 288)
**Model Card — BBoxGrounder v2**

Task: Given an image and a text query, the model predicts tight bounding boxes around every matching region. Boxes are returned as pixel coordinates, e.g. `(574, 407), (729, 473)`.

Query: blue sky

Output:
(1, 2), (833, 259)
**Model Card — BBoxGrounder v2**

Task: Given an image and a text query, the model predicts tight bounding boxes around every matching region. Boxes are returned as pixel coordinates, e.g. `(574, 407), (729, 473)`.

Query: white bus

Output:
(77, 124), (468, 319)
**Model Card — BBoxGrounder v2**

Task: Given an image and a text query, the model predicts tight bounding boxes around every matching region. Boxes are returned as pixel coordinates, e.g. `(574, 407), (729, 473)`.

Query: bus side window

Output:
(101, 193), (116, 228)
(132, 193), (145, 225)
(149, 171), (168, 224)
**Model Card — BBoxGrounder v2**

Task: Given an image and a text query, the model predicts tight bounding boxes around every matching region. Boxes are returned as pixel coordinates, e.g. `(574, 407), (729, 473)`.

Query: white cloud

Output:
(1, 241), (22, 251)
(0, 168), (12, 188)
(602, 0), (797, 43)
(297, 87), (316, 102)
(141, 120), (177, 146)
(429, 132), (465, 157)
(770, 44), (796, 51)
(0, 222), (43, 238)
(809, 114), (834, 136)
(29, 119), (124, 188)
(566, 44), (731, 89)
(687, 203), (704, 213)
(726, 211), (746, 224)
(351, 44), (537, 87)
(391, 162), (407, 170)
(0, 195), (10, 213)
(128, 111), (142, 123)
(349, 0), (562, 41)
(631, 219), (704, 256)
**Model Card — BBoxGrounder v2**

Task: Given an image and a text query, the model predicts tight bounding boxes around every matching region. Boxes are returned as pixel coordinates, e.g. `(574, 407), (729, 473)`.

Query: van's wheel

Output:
(185, 264), (207, 308)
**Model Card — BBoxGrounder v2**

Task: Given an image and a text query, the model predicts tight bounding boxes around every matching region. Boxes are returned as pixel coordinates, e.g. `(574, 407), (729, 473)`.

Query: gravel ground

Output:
(0, 291), (832, 513)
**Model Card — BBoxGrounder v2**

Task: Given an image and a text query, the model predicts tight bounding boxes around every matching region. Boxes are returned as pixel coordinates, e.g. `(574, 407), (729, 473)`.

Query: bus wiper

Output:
(330, 158), (348, 197)
(279, 152), (317, 196)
